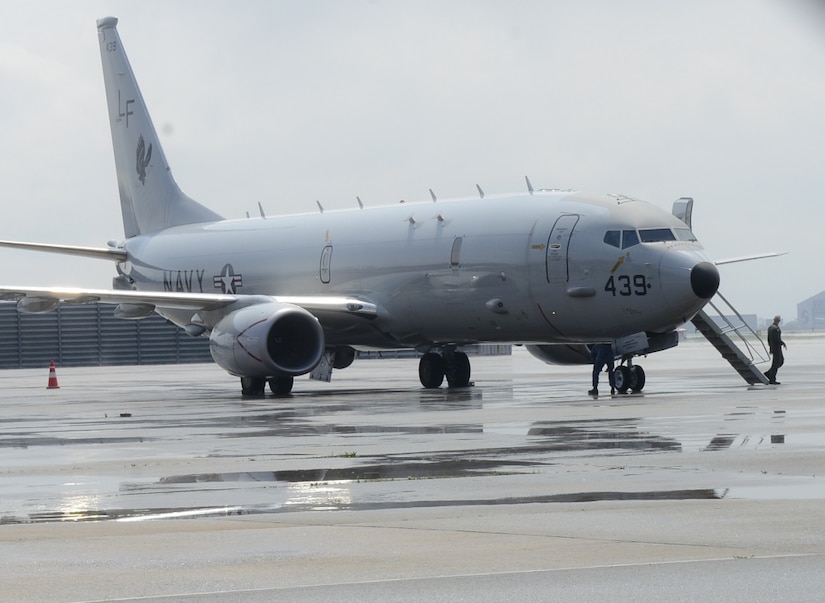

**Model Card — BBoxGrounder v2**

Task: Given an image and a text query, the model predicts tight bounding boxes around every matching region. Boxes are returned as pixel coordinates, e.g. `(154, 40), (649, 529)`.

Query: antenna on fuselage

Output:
(356, 196), (364, 209)
(429, 189), (437, 202)
(525, 176), (534, 195)
(476, 184), (485, 199)
(258, 202), (267, 219)
(316, 200), (325, 214)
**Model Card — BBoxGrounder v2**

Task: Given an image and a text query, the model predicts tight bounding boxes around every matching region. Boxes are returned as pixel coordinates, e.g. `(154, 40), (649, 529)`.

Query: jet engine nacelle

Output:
(209, 302), (325, 377)
(525, 343), (592, 365)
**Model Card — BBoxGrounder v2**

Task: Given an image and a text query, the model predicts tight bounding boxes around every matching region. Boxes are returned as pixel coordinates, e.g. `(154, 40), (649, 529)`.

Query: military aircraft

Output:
(0, 17), (721, 396)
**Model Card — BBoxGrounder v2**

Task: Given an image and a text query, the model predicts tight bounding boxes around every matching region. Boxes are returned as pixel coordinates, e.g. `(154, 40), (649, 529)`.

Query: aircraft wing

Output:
(0, 286), (378, 320)
(0, 240), (127, 262)
(714, 251), (787, 266)
(0, 286), (236, 311)
(267, 295), (378, 319)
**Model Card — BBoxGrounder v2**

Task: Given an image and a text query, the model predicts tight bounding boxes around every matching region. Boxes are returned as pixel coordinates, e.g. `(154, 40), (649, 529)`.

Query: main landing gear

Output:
(418, 349), (472, 388)
(240, 375), (294, 397)
(612, 358), (646, 394)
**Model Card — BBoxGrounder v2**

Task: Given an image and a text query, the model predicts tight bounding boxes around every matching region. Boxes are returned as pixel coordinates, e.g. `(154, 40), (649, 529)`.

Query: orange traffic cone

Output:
(46, 360), (60, 389)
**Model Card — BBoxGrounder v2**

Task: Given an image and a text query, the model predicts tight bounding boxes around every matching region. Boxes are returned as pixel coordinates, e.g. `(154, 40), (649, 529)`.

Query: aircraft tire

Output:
(241, 376), (266, 397)
(269, 376), (294, 396)
(419, 352), (445, 388)
(629, 365), (646, 392)
(613, 366), (631, 394)
(445, 351), (471, 388)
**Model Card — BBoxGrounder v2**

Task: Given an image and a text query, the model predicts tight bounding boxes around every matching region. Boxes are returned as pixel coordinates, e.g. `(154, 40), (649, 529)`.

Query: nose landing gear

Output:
(613, 360), (646, 394)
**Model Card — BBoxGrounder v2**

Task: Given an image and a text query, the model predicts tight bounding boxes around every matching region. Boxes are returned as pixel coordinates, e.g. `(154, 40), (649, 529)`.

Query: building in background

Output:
(0, 303), (211, 369)
(0, 303), (509, 369)
(796, 291), (825, 331)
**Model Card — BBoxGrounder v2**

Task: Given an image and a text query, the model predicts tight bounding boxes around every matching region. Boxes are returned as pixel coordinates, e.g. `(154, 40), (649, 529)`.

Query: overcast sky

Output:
(1, 1), (824, 324)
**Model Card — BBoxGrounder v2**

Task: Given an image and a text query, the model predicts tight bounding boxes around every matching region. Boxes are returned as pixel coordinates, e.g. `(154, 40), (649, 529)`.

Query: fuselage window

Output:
(621, 229), (639, 249)
(603, 230), (620, 248)
(639, 228), (676, 243)
(675, 228), (697, 242)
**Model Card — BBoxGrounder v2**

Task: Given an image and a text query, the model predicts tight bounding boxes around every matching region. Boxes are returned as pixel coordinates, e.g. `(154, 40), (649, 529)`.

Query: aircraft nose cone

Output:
(690, 262), (720, 299)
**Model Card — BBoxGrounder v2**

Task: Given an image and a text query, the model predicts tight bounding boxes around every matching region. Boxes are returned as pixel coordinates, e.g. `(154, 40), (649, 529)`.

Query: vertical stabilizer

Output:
(96, 17), (222, 237)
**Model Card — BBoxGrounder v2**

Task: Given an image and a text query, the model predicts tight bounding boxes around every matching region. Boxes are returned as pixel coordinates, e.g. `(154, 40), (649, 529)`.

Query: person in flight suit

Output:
(588, 343), (615, 396)
(765, 314), (786, 385)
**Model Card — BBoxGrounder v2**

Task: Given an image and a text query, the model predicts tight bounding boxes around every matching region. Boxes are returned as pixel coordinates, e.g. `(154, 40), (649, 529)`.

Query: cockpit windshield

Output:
(674, 228), (698, 241)
(602, 229), (641, 249)
(639, 228), (676, 243)
(622, 229), (639, 249)
(604, 226), (697, 248)
(603, 230), (620, 248)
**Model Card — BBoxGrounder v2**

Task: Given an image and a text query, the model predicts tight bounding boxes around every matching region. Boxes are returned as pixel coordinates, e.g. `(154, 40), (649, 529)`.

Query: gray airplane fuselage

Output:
(122, 189), (714, 350)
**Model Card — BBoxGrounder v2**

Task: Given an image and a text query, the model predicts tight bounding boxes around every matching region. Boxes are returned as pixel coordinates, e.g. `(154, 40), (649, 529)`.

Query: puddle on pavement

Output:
(156, 458), (522, 485)
(3, 404), (823, 525)
(3, 488), (727, 524)
(526, 419), (681, 453)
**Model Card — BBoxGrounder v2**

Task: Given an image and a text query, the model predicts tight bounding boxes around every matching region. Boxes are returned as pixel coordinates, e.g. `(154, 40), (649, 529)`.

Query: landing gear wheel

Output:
(240, 376), (266, 397)
(418, 352), (445, 388)
(445, 351), (471, 388)
(613, 366), (631, 394)
(269, 376), (294, 396)
(629, 365), (645, 392)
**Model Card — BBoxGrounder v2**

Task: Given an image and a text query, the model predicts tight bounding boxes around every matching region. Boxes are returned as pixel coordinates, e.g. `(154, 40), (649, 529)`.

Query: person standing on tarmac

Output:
(765, 314), (786, 385)
(589, 343), (615, 396)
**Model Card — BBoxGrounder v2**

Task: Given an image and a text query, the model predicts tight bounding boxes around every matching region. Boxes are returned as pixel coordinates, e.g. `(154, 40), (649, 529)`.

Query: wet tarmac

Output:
(2, 335), (825, 601)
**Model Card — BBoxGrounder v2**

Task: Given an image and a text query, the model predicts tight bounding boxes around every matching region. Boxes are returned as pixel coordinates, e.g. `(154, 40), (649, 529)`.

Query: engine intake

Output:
(209, 302), (325, 377)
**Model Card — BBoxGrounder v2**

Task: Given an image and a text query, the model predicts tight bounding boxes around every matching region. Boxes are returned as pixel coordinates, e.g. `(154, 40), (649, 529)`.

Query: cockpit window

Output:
(604, 229), (640, 249)
(675, 228), (697, 242)
(621, 229), (639, 249)
(606, 228), (688, 247)
(639, 228), (676, 243)
(603, 230), (620, 248)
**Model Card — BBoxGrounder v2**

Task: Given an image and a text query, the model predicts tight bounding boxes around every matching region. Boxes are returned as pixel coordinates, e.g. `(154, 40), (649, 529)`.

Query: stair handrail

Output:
(700, 292), (770, 365)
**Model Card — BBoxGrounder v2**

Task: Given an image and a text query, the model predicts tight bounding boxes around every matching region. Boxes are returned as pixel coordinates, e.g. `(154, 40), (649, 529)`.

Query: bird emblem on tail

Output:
(136, 134), (152, 185)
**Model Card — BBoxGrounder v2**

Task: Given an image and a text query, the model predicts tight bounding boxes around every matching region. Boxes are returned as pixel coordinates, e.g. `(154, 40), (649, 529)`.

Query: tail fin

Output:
(97, 17), (222, 238)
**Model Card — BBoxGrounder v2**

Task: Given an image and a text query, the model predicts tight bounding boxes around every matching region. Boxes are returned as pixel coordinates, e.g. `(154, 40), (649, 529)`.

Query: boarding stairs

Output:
(671, 197), (770, 385)
(690, 292), (770, 385)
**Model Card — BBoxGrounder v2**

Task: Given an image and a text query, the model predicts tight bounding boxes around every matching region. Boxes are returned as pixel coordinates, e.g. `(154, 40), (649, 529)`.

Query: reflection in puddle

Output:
(221, 420), (484, 439)
(704, 433), (787, 451)
(158, 458), (519, 485)
(527, 419), (681, 453)
(4, 368), (824, 527)
(5, 488), (726, 524)
(705, 435), (736, 451)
